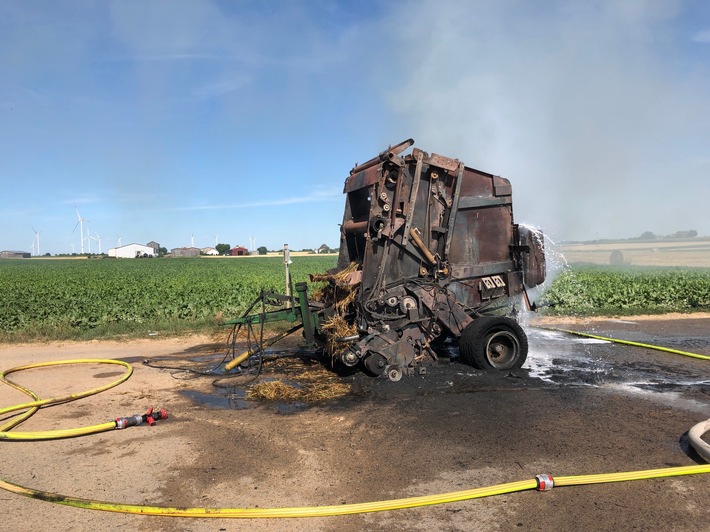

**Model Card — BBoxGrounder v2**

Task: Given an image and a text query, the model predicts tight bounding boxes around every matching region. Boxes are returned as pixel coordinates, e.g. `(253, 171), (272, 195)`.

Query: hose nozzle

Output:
(115, 406), (169, 429)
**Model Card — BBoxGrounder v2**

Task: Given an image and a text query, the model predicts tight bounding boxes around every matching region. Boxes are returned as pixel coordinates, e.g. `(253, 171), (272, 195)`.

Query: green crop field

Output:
(1, 258), (708, 341)
(539, 265), (710, 316)
(0, 256), (337, 340)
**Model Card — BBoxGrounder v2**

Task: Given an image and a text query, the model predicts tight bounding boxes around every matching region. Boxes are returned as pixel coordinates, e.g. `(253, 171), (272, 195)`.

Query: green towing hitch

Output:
(223, 282), (321, 372)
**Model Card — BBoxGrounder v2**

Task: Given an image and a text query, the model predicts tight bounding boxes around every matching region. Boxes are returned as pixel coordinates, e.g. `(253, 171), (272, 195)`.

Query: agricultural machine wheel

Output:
(362, 353), (387, 376)
(459, 317), (528, 370)
(385, 366), (403, 382)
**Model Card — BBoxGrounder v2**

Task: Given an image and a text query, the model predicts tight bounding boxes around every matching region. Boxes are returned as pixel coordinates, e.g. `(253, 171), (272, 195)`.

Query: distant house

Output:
(201, 247), (219, 256)
(171, 247), (201, 257)
(147, 241), (161, 255)
(316, 244), (330, 254)
(108, 244), (155, 258)
(0, 250), (31, 259)
(229, 246), (249, 256)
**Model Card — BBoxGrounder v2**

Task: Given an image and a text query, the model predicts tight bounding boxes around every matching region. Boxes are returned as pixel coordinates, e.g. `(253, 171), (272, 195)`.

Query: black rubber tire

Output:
(459, 317), (528, 370)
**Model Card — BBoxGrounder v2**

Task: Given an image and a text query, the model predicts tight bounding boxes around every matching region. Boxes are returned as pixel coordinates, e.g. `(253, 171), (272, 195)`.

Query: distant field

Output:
(2, 251), (708, 340)
(203, 252), (339, 258)
(558, 238), (710, 267)
(0, 255), (337, 340)
(539, 265), (710, 316)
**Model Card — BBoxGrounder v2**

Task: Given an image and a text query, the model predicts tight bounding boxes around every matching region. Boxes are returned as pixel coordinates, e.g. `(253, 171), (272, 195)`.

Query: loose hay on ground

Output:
(246, 381), (303, 402)
(246, 376), (351, 403)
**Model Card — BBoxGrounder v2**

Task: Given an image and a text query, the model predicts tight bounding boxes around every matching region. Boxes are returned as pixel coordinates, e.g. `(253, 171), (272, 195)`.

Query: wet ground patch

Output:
(163, 322), (710, 417)
(525, 325), (710, 409)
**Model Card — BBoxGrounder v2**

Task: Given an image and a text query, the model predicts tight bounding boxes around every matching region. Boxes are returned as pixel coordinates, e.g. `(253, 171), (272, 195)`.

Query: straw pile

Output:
(246, 365), (351, 403)
(311, 262), (360, 357)
(245, 263), (362, 403)
(320, 315), (357, 356)
(246, 380), (351, 403)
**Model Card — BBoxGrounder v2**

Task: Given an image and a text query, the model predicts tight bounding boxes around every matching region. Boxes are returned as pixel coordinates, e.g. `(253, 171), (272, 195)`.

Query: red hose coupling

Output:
(144, 407), (169, 426)
(535, 474), (554, 491)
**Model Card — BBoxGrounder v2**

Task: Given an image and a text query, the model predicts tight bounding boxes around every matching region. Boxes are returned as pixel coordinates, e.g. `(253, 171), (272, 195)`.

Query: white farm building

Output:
(108, 243), (155, 258)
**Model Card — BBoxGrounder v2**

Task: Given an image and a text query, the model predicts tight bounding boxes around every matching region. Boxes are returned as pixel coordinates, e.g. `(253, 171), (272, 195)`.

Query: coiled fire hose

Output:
(1, 337), (709, 519)
(0, 359), (167, 441)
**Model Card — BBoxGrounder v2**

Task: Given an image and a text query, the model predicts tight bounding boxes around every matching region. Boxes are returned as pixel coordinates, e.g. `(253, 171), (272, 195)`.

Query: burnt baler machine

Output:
(225, 139), (546, 381)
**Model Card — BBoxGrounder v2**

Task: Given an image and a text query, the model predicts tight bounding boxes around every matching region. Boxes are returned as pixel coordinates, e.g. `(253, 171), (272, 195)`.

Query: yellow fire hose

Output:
(1, 359), (132, 440)
(541, 327), (710, 361)
(0, 463), (709, 518)
(541, 326), (710, 463)
(1, 334), (709, 519)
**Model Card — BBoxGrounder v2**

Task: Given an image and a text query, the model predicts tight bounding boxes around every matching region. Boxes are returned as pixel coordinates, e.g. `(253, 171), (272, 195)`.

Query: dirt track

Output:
(1, 315), (709, 531)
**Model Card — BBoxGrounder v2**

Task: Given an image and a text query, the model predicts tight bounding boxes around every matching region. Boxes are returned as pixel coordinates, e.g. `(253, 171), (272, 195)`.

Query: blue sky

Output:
(2, 1), (709, 255)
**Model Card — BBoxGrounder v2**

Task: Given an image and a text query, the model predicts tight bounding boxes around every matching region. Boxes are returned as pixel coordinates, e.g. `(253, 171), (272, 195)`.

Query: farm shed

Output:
(147, 241), (161, 254)
(201, 247), (219, 255)
(0, 250), (31, 259)
(108, 244), (155, 258)
(229, 246), (249, 256)
(171, 247), (201, 257)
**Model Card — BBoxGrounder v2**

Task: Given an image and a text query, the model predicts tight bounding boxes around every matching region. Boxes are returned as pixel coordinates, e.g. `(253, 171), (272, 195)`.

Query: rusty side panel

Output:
(337, 144), (541, 309)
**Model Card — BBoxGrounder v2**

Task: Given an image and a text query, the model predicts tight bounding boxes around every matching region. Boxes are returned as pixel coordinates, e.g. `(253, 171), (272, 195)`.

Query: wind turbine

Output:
(73, 206), (86, 254)
(116, 234), (122, 247)
(213, 235), (218, 247)
(85, 221), (92, 254)
(70, 243), (75, 254)
(30, 240), (35, 257)
(191, 233), (195, 248)
(32, 227), (41, 256)
(91, 233), (103, 254)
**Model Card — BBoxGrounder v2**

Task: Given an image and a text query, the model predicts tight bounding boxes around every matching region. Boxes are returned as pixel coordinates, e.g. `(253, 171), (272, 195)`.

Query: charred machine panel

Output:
(334, 139), (546, 380)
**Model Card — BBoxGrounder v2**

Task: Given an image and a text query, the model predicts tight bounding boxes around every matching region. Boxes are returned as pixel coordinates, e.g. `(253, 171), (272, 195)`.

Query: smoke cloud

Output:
(373, 1), (710, 241)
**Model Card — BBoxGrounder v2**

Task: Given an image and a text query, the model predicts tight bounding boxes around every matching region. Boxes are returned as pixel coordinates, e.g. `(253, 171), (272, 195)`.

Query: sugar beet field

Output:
(1, 257), (709, 340)
(0, 256), (337, 339)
